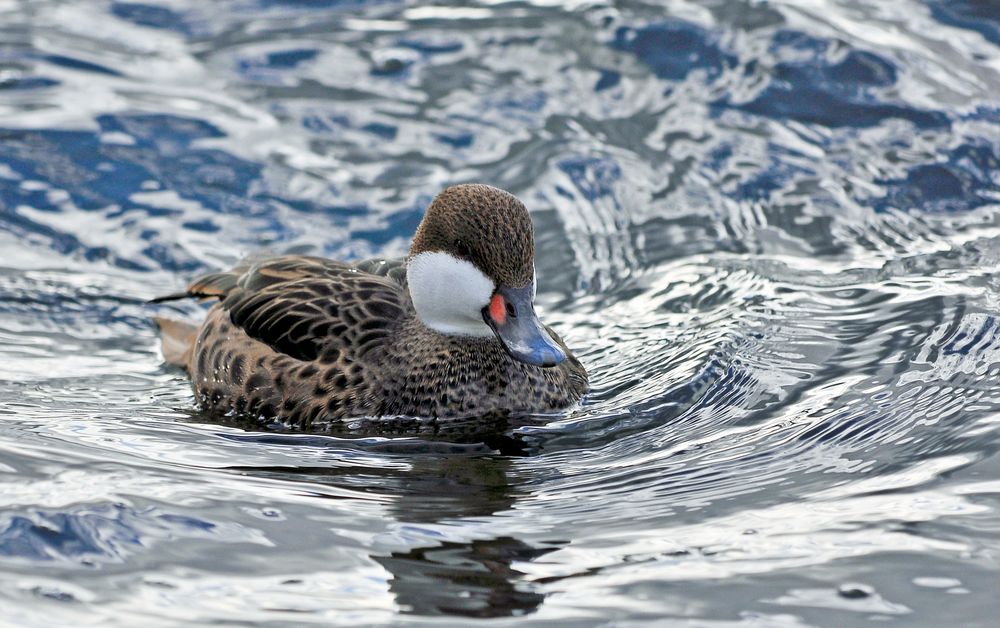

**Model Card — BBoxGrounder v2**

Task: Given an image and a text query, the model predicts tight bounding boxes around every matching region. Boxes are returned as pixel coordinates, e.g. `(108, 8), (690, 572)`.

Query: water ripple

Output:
(2, 0), (1000, 625)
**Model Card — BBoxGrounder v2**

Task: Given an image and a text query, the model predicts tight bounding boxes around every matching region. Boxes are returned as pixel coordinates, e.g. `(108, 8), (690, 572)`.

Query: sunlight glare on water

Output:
(2, 0), (1000, 625)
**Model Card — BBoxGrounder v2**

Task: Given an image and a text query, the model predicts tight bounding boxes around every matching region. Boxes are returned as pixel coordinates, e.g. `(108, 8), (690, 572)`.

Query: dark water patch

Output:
(111, 2), (195, 35)
(434, 131), (473, 149)
(399, 37), (463, 55)
(0, 76), (59, 91)
(928, 0), (1000, 47)
(41, 54), (121, 78)
(0, 113), (251, 214)
(612, 20), (737, 82)
(874, 141), (1000, 213)
(266, 48), (318, 68)
(180, 219), (221, 233)
(716, 30), (948, 129)
(370, 56), (412, 77)
(361, 121), (397, 139)
(594, 69), (621, 92)
(0, 504), (236, 566)
(237, 48), (320, 83)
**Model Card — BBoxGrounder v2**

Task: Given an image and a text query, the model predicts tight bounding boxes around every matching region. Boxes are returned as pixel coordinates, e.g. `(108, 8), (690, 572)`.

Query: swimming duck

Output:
(153, 184), (588, 426)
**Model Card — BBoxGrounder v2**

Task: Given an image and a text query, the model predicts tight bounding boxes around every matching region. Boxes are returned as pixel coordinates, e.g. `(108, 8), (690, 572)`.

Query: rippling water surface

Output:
(3, 0), (1000, 624)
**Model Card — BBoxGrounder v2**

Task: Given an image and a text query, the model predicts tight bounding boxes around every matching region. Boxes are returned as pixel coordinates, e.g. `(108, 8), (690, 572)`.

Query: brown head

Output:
(406, 184), (565, 367)
(409, 184), (534, 287)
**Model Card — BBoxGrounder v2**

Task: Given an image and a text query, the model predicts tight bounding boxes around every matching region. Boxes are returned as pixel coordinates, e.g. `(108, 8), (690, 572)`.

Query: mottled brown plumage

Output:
(154, 184), (588, 428)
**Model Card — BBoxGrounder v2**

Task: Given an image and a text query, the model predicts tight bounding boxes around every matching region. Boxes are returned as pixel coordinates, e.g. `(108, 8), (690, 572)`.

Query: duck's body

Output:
(155, 185), (587, 427)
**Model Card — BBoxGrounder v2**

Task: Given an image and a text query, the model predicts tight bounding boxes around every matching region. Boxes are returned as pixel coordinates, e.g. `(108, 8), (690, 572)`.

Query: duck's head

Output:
(406, 183), (566, 367)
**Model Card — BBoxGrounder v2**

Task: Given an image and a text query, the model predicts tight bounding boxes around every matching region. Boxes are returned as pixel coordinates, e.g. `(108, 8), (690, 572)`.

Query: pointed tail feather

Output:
(148, 292), (192, 304)
(153, 317), (198, 370)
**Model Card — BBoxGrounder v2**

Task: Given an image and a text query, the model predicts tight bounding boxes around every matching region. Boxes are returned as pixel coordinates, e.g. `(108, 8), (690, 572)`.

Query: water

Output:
(2, 0), (1000, 624)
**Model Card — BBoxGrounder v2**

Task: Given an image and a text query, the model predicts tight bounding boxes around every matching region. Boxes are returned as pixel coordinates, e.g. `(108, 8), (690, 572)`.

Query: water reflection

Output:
(376, 536), (553, 618)
(376, 456), (552, 618)
(232, 452), (555, 618)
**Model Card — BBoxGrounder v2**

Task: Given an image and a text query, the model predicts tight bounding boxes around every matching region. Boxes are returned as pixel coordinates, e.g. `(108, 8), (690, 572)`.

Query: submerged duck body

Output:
(154, 184), (588, 427)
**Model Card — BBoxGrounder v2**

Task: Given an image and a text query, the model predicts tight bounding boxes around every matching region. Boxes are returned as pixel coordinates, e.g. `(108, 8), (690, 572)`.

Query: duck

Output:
(152, 184), (588, 427)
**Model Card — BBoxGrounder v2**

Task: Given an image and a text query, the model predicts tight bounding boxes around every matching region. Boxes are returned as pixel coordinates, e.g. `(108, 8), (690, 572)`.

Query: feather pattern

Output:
(165, 255), (586, 427)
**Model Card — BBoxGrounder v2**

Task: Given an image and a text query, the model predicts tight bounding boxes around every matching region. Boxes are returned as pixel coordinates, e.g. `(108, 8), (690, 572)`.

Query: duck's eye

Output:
(505, 302), (517, 318)
(453, 239), (472, 258)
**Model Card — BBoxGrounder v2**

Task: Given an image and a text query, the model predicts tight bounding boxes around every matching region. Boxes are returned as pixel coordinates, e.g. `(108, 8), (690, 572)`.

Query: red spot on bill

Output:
(489, 294), (506, 325)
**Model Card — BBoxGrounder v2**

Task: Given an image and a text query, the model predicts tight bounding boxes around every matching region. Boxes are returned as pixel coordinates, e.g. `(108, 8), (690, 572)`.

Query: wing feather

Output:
(178, 255), (409, 362)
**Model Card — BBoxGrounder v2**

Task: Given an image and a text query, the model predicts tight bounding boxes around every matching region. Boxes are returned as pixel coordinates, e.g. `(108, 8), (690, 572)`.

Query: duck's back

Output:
(164, 256), (406, 423)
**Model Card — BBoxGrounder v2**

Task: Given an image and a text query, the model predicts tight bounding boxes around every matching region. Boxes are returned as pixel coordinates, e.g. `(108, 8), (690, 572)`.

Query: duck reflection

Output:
(373, 448), (552, 617)
(223, 415), (558, 618)
(380, 453), (560, 617)
(375, 535), (555, 618)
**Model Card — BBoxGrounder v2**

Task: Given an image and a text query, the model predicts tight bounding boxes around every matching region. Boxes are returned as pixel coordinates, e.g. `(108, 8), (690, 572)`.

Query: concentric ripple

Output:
(2, 0), (1000, 625)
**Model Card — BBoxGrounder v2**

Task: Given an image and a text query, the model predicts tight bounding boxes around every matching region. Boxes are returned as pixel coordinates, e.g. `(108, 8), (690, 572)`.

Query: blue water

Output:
(2, 0), (1000, 625)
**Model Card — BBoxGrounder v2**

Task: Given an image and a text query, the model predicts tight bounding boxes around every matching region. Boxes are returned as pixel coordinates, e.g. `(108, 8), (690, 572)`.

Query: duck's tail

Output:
(149, 263), (253, 367)
(153, 317), (198, 370)
(147, 268), (243, 304)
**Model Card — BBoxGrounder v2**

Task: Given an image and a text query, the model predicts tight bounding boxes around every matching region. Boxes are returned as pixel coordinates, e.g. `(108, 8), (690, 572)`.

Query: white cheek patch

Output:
(407, 251), (495, 337)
